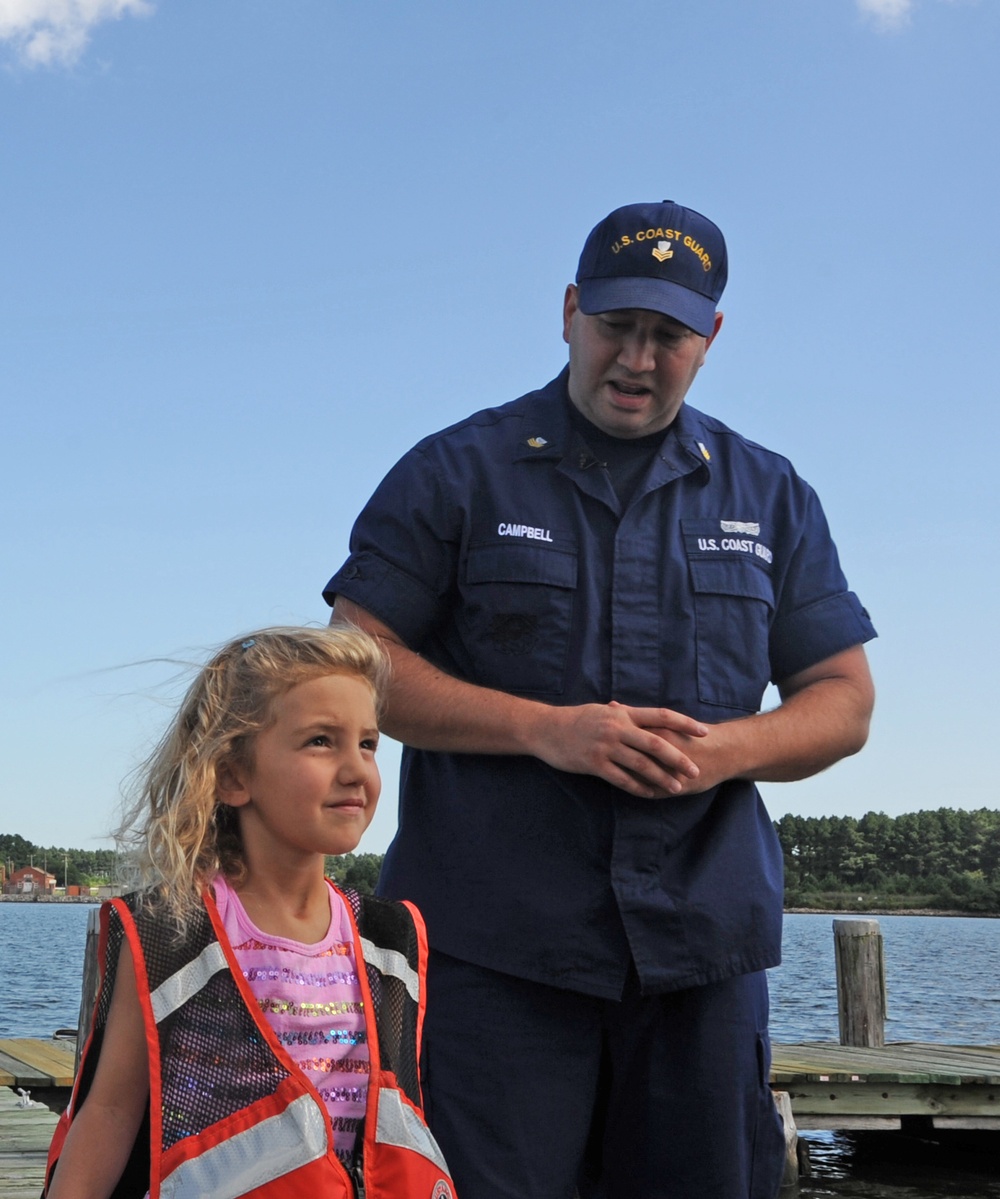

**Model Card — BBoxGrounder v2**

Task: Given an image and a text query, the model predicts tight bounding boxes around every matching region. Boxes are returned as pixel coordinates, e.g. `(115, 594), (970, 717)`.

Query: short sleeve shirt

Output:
(324, 370), (876, 997)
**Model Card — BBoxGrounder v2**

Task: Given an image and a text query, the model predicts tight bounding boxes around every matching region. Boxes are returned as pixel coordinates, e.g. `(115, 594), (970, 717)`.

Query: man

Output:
(324, 201), (876, 1198)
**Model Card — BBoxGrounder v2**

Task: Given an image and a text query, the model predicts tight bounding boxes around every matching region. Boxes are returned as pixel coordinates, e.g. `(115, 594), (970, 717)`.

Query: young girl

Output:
(45, 626), (456, 1199)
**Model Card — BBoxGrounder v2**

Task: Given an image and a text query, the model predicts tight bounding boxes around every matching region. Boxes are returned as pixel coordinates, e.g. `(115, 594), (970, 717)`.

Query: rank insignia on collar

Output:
(527, 436), (548, 448)
(698, 441), (711, 460)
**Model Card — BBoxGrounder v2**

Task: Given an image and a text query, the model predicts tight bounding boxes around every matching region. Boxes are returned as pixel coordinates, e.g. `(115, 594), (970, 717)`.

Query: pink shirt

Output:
(212, 876), (370, 1166)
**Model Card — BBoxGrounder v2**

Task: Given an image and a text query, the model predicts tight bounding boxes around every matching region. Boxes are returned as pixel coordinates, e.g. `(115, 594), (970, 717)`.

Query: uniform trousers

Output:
(422, 950), (785, 1199)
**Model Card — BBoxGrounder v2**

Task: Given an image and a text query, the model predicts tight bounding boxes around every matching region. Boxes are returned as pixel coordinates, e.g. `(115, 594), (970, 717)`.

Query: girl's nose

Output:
(338, 748), (370, 784)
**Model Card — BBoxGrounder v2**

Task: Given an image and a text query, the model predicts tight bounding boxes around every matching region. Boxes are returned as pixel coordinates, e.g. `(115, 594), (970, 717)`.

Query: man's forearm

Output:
(366, 619), (549, 755)
(659, 644), (875, 795)
(331, 597), (708, 797)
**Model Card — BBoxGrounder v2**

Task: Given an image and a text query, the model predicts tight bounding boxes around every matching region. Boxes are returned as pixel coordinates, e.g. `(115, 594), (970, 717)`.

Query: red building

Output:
(3, 865), (57, 895)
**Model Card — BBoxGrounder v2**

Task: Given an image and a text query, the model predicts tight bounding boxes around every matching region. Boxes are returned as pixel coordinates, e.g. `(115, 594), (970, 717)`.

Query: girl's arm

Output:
(47, 940), (150, 1199)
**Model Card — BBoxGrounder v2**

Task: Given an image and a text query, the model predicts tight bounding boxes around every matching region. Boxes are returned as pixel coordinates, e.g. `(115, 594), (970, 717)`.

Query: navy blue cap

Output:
(575, 201), (728, 336)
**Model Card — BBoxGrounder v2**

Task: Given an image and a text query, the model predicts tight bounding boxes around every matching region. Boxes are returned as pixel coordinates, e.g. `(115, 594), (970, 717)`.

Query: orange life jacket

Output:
(45, 885), (456, 1199)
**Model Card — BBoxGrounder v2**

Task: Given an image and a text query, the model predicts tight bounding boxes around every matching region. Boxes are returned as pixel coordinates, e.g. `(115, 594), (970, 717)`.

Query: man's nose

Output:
(617, 333), (657, 373)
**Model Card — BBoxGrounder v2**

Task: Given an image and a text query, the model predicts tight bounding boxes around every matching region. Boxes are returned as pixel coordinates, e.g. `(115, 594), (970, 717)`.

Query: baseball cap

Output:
(574, 201), (728, 337)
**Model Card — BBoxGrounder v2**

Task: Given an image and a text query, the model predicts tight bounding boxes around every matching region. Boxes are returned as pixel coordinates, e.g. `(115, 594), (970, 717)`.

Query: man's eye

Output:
(361, 738), (379, 753)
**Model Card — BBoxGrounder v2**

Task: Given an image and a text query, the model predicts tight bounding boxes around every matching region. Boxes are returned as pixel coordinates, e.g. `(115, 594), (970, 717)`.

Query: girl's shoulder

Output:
(332, 884), (423, 960)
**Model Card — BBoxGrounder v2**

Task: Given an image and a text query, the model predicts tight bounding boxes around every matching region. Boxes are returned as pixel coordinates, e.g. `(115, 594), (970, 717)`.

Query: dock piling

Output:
(833, 918), (886, 1048)
(772, 1090), (800, 1188)
(74, 907), (101, 1078)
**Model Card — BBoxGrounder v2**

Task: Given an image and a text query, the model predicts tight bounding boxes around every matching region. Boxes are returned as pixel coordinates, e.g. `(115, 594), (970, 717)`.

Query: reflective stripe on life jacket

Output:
(45, 883), (456, 1199)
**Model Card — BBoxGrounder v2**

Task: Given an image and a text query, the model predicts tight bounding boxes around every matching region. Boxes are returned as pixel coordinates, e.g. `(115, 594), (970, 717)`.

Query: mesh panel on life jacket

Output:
(354, 892), (422, 1107)
(125, 893), (295, 1150)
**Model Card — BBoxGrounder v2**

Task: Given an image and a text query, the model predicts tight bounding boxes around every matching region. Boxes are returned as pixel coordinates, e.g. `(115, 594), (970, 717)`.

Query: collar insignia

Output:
(697, 441), (711, 461)
(527, 436), (548, 448)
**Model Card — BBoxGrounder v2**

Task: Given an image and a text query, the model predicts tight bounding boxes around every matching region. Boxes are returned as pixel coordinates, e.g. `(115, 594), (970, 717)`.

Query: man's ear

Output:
(562, 284), (579, 345)
(216, 761), (251, 808)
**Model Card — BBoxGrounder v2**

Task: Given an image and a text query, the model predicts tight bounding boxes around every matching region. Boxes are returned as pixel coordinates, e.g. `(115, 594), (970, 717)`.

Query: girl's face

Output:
(222, 672), (381, 864)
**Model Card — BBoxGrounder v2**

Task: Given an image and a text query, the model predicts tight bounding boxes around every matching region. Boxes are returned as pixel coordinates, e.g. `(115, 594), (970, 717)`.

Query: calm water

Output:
(2, 904), (998, 1194)
(0, 901), (93, 1037)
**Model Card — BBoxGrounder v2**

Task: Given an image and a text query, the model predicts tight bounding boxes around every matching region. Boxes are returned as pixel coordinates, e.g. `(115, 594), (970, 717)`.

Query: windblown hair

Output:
(117, 624), (389, 931)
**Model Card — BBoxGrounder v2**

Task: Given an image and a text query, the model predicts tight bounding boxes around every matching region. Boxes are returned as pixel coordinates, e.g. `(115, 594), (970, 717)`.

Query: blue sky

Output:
(2, 0), (997, 855)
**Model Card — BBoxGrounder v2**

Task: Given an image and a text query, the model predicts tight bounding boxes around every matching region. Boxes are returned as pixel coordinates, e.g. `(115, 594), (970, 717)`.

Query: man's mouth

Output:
(608, 380), (651, 405)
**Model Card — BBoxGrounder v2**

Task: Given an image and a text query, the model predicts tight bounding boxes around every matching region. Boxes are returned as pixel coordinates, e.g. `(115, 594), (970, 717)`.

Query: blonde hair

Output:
(118, 624), (388, 929)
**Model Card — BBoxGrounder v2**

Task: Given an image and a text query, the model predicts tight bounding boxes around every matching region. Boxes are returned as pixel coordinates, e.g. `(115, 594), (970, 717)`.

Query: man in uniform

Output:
(324, 201), (876, 1198)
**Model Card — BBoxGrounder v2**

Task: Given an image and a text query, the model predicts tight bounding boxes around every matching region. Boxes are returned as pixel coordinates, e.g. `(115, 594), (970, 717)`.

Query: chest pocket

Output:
(686, 539), (775, 713)
(459, 541), (578, 695)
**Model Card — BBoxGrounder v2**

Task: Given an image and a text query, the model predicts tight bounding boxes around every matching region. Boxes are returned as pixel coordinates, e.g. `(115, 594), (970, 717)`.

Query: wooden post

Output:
(772, 1090), (800, 1188)
(833, 918), (886, 1047)
(74, 907), (102, 1078)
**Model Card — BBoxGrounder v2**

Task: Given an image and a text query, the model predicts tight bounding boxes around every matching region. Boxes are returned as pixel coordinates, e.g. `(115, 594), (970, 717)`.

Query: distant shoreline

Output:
(784, 906), (999, 918)
(2, 895), (997, 918)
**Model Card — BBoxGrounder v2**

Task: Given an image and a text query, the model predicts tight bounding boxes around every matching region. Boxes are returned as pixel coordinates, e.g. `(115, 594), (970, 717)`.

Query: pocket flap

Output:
(689, 558), (774, 606)
(465, 543), (578, 589)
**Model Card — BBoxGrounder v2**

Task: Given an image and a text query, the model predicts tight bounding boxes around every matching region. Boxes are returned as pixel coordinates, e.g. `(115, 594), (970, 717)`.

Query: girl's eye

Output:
(308, 735), (329, 747)
(361, 738), (379, 753)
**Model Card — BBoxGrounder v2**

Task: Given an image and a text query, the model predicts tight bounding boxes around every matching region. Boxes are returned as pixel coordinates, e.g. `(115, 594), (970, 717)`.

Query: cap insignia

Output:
(651, 240), (674, 263)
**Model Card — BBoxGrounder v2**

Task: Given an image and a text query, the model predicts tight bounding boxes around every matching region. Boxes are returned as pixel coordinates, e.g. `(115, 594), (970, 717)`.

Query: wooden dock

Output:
(771, 1040), (1000, 1130)
(0, 1038), (76, 1091)
(0, 1040), (74, 1199)
(0, 1034), (997, 1195)
(0, 1085), (59, 1199)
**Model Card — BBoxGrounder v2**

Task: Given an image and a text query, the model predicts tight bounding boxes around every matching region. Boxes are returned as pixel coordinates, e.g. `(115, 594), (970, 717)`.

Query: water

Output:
(769, 914), (1000, 1044)
(0, 901), (93, 1037)
(2, 905), (997, 1194)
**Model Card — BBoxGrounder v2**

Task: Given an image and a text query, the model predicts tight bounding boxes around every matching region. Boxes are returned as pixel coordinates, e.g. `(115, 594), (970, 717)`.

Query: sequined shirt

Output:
(212, 875), (369, 1165)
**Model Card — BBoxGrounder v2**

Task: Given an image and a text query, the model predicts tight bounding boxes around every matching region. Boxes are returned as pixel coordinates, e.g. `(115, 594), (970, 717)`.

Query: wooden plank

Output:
(0, 1086), (57, 1199)
(0, 1051), (51, 1090)
(785, 1080), (1000, 1119)
(770, 1042), (1000, 1086)
(932, 1117), (1000, 1129)
(0, 1041), (76, 1080)
(795, 1115), (901, 1130)
(0, 1041), (75, 1089)
(0, 1166), (54, 1199)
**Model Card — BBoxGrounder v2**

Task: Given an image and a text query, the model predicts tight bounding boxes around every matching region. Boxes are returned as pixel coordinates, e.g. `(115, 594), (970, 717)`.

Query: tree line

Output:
(6, 808), (1000, 910)
(0, 833), (118, 887)
(0, 832), (385, 895)
(775, 807), (1000, 912)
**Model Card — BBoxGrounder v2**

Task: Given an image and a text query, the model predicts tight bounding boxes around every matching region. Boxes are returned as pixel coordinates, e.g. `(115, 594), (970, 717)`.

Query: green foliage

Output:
(324, 853), (384, 896)
(0, 833), (117, 887)
(775, 808), (1000, 913)
(1, 833), (387, 895)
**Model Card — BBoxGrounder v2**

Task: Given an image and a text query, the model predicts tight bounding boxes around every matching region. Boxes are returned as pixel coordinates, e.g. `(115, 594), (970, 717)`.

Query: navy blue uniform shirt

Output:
(325, 370), (876, 998)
